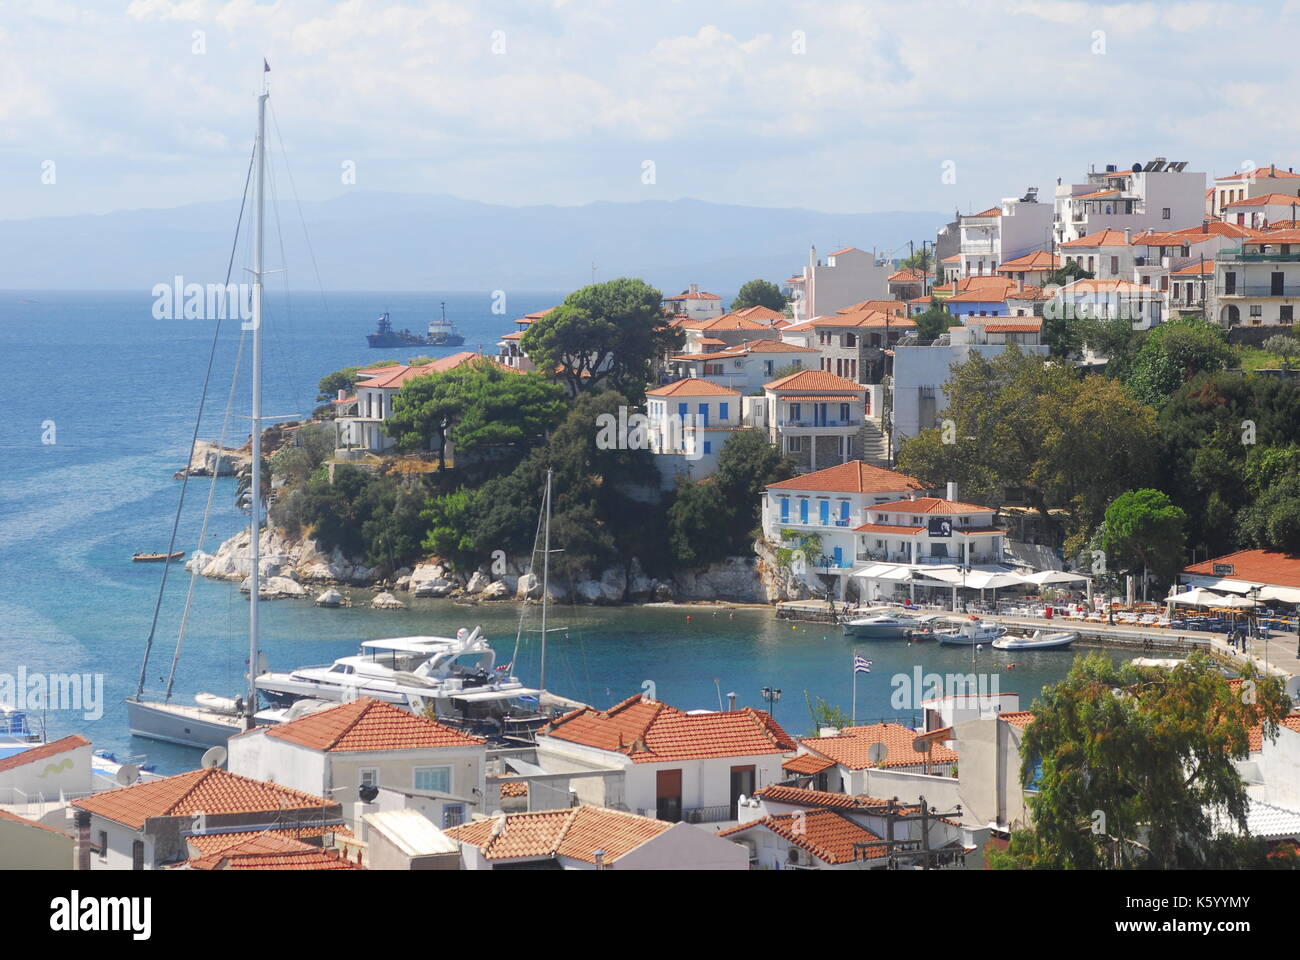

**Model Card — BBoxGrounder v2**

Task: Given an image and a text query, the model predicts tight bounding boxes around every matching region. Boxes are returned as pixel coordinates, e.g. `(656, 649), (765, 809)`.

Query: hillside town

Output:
(6, 154), (1300, 875)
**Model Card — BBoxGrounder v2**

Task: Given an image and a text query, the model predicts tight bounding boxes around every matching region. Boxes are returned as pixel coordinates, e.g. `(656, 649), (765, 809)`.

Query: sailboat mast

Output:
(539, 468), (552, 692)
(246, 83), (268, 727)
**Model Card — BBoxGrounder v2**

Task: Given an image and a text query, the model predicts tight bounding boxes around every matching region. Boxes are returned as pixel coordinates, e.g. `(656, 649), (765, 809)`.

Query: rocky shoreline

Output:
(188, 525), (814, 605)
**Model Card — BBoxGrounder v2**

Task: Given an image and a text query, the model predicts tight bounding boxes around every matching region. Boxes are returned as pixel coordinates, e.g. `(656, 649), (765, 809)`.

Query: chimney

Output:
(688, 283), (699, 296)
(727, 692), (737, 711)
(75, 810), (92, 871)
(337, 389), (346, 402)
(1123, 228), (1132, 245)
(946, 481), (958, 502)
(593, 849), (606, 870)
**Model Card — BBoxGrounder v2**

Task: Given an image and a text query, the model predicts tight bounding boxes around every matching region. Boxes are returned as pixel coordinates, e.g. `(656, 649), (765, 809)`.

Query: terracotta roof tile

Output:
(767, 461), (925, 495)
(868, 497), (994, 515)
(1060, 228), (1132, 248)
(764, 369), (865, 392)
(753, 783), (891, 808)
(646, 377), (741, 397)
(186, 831), (361, 871)
(0, 734), (89, 774)
(72, 768), (332, 830)
(0, 808), (72, 838)
(719, 808), (888, 864)
(446, 805), (671, 863)
(540, 695), (795, 763)
(781, 754), (836, 775)
(1184, 549), (1300, 589)
(800, 723), (959, 770)
(999, 711), (1035, 729)
(186, 824), (351, 856)
(997, 250), (1060, 272)
(259, 697), (486, 752)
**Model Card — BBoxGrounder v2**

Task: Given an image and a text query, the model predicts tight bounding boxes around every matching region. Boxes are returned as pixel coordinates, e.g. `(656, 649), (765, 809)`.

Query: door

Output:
(819, 500), (830, 525)
(1272, 272), (1285, 297)
(799, 499), (809, 524)
(698, 402), (709, 428)
(730, 765), (756, 820)
(656, 769), (683, 822)
(833, 546), (843, 568)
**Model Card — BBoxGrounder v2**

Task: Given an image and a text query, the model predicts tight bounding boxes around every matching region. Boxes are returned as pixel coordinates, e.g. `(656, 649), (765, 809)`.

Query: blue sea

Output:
(0, 289), (1091, 774)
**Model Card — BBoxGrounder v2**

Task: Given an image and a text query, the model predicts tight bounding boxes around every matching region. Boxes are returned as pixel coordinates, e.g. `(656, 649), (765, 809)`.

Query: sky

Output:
(2, 0), (1300, 220)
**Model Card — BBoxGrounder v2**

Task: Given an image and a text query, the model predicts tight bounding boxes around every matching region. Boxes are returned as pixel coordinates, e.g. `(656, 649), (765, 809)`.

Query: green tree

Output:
(731, 279), (786, 312)
(1124, 316), (1235, 409)
(317, 366), (362, 402)
(991, 653), (1289, 869)
(913, 299), (956, 342)
(901, 248), (933, 275)
(1263, 333), (1300, 371)
(520, 278), (682, 401)
(1044, 261), (1095, 286)
(1099, 489), (1188, 590)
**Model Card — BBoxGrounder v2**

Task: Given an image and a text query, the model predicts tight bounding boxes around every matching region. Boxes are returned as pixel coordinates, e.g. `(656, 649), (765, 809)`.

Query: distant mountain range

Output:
(0, 192), (946, 293)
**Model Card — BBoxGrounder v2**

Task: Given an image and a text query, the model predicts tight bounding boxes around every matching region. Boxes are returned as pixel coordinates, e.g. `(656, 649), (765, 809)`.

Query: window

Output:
(360, 768), (378, 789)
(1283, 306), (1294, 324)
(702, 441), (712, 454)
(845, 333), (857, 347)
(1224, 272), (1237, 295)
(98, 830), (108, 862)
(840, 403), (851, 422)
(788, 437), (803, 453)
(1162, 208), (1171, 219)
(442, 804), (466, 829)
(414, 766), (451, 793)
(132, 840), (144, 871)
(718, 402), (729, 421)
(1110, 256), (1119, 274)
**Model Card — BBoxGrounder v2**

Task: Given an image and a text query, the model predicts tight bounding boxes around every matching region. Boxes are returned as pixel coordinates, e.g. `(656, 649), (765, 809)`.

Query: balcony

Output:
(1219, 250), (1300, 263)
(1217, 285), (1300, 298)
(778, 419), (860, 429)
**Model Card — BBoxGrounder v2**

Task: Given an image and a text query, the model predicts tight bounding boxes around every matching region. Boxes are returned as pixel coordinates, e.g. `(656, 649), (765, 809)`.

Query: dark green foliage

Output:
(731, 279), (786, 312)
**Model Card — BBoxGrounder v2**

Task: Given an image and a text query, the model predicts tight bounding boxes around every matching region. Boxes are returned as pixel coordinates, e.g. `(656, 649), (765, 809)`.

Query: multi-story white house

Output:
(336, 352), (512, 454)
(788, 246), (893, 322)
(644, 378), (746, 485)
(1224, 193), (1300, 231)
(956, 192), (1054, 278)
(1213, 230), (1300, 327)
(667, 339), (818, 393)
(1060, 228), (1138, 280)
(1212, 164), (1300, 219)
(762, 369), (870, 472)
(997, 250), (1060, 291)
(1053, 159), (1205, 244)
(494, 307), (556, 372)
(228, 697), (489, 831)
(676, 313), (779, 353)
(1044, 278), (1164, 330)
(762, 460), (927, 573)
(854, 488), (1005, 570)
(534, 694), (797, 823)
(781, 308), (916, 393)
(662, 283), (724, 322)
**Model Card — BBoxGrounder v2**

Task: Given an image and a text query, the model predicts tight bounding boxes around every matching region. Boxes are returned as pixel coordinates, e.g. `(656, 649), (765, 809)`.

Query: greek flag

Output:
(854, 656), (872, 674)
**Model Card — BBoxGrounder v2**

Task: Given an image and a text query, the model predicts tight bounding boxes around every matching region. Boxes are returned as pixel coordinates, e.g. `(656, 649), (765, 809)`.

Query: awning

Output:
(1022, 570), (1091, 585)
(1169, 588), (1225, 607)
(1261, 586), (1300, 604)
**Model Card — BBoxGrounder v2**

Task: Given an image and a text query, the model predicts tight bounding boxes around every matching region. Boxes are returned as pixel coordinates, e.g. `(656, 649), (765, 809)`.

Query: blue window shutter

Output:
(698, 402), (709, 427)
(840, 501), (849, 520)
(800, 499), (808, 523)
(780, 497), (789, 521)
(819, 500), (829, 524)
(703, 441), (712, 454)
(719, 402), (729, 421)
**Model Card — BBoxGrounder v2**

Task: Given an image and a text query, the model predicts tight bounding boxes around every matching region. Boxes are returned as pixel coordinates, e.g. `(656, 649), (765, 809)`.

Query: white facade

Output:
(958, 194), (1054, 278)
(1054, 161), (1206, 244)
(1213, 234), (1300, 327)
(790, 246), (892, 321)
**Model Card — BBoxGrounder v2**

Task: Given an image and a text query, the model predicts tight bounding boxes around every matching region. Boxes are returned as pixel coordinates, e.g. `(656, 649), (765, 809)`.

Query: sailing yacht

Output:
(126, 77), (274, 750)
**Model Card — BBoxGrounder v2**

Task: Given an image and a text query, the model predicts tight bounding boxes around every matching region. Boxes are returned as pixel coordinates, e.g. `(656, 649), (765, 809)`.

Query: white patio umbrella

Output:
(1168, 587), (1226, 607)
(1261, 586), (1300, 605)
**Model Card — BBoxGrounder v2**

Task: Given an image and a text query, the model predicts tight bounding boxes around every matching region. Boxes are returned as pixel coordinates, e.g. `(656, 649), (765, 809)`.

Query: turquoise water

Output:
(0, 290), (1093, 774)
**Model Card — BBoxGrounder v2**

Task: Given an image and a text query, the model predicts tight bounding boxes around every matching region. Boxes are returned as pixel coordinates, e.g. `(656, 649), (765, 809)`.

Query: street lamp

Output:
(760, 686), (783, 720)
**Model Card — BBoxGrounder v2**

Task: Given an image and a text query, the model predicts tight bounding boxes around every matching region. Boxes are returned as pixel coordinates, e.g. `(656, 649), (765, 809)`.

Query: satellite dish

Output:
(115, 764), (141, 786)
(200, 746), (228, 769)
(867, 742), (888, 764)
(912, 737), (932, 754)
(358, 784), (379, 803)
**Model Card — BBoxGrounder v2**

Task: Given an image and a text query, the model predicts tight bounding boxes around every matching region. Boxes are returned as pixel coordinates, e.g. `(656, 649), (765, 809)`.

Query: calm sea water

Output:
(0, 289), (1095, 774)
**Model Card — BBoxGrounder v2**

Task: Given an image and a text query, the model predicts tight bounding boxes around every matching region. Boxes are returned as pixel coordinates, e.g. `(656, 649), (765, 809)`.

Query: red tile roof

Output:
(854, 522), (926, 535)
(1172, 260), (1214, 276)
(446, 805), (671, 863)
(72, 768), (331, 830)
(357, 353), (513, 389)
(1226, 194), (1300, 207)
(838, 299), (909, 316)
(828, 247), (861, 256)
(186, 824), (351, 855)
(781, 753), (836, 775)
(646, 377), (741, 397)
(997, 250), (1060, 272)
(800, 723), (959, 770)
(1184, 549), (1300, 589)
(754, 783), (890, 808)
(540, 695), (795, 763)
(0, 734), (89, 774)
(869, 496), (994, 515)
(985, 321), (1043, 333)
(733, 305), (787, 321)
(1245, 230), (1300, 246)
(664, 290), (721, 301)
(186, 831), (361, 871)
(764, 369), (865, 393)
(1216, 166), (1300, 181)
(259, 696), (486, 752)
(1060, 228), (1132, 248)
(966, 207), (1002, 218)
(999, 711), (1035, 729)
(719, 808), (889, 864)
(767, 461), (925, 495)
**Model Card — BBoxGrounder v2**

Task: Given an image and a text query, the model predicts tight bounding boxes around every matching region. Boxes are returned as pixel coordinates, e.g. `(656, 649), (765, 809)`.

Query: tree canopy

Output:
(520, 277), (682, 402)
(731, 279), (787, 312)
(990, 653), (1290, 870)
(1099, 488), (1188, 581)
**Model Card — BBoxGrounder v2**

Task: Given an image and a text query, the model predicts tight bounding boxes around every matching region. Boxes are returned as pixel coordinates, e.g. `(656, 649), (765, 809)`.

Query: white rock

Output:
(371, 591), (405, 609)
(481, 580), (510, 600)
(516, 573), (542, 600)
(465, 571), (489, 595)
(394, 575), (412, 592)
(315, 587), (345, 607)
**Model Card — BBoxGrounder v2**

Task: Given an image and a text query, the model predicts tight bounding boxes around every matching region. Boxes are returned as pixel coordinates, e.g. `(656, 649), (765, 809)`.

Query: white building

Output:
(1212, 230), (1300, 327)
(644, 377), (747, 485)
(1059, 227), (1138, 280)
(789, 246), (892, 322)
(534, 694), (797, 823)
(228, 696), (489, 831)
(667, 339), (818, 394)
(494, 307), (556, 372)
(662, 283), (725, 322)
(956, 192), (1054, 278)
(761, 369), (870, 472)
(1224, 193), (1300, 231)
(0, 734), (93, 807)
(1044, 278), (1164, 330)
(1054, 159), (1206, 244)
(1212, 164), (1300, 219)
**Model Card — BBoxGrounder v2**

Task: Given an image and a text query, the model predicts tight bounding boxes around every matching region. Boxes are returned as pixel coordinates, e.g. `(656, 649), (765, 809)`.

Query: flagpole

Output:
(851, 648), (858, 726)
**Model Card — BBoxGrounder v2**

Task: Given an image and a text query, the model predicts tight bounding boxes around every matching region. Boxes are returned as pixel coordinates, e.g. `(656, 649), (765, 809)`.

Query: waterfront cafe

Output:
(1179, 549), (1300, 633)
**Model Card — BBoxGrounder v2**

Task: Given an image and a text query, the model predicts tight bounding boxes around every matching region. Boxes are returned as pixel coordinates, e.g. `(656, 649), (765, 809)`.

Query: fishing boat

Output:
(126, 77), (276, 751)
(841, 608), (924, 639)
(935, 617), (1008, 645)
(132, 551), (185, 563)
(992, 630), (1076, 651)
(426, 301), (465, 346)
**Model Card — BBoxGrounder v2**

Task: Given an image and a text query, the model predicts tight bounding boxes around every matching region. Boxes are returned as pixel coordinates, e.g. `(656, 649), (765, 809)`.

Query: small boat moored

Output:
(935, 617), (1008, 645)
(992, 630), (1076, 651)
(841, 608), (925, 639)
(133, 551), (185, 562)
